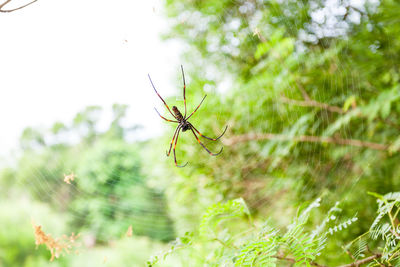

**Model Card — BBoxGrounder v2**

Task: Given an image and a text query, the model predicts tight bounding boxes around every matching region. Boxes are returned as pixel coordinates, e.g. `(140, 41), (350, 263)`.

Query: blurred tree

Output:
(20, 127), (46, 151)
(13, 105), (174, 243)
(72, 105), (102, 144)
(71, 138), (174, 242)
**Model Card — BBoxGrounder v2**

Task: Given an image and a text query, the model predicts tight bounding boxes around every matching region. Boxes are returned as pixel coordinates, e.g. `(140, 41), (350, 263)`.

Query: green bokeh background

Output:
(1, 0), (400, 266)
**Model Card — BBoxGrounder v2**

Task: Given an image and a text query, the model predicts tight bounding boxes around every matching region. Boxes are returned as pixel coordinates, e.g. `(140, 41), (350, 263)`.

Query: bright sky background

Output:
(0, 0), (182, 161)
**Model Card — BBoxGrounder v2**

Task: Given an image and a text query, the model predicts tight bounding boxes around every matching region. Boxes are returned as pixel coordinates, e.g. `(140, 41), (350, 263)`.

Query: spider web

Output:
(0, 0), (391, 266)
(0, 0), (184, 265)
(158, 0), (388, 247)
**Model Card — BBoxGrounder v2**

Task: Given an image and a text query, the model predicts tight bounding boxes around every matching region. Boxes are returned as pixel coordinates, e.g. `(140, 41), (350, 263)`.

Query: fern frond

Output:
(200, 198), (250, 236)
(235, 240), (277, 267)
(353, 238), (367, 259)
(146, 231), (193, 267)
(327, 216), (358, 236)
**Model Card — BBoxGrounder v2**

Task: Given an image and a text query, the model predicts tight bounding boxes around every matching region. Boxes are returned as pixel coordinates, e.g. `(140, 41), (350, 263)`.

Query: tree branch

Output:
(0, 0), (38, 13)
(280, 96), (346, 114)
(274, 253), (383, 267)
(337, 253), (382, 267)
(287, 79), (351, 114)
(295, 79), (311, 101)
(273, 255), (327, 267)
(223, 132), (390, 151)
(281, 94), (400, 130)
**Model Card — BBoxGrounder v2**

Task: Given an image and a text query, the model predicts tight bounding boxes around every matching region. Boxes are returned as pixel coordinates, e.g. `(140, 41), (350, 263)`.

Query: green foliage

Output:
(0, 188), (69, 267)
(369, 192), (400, 262)
(147, 232), (193, 267)
(71, 138), (174, 242)
(160, 2), (400, 265)
(344, 192), (400, 265)
(200, 198), (250, 235)
(9, 106), (174, 243)
(149, 197), (361, 266)
(3, 0), (400, 265)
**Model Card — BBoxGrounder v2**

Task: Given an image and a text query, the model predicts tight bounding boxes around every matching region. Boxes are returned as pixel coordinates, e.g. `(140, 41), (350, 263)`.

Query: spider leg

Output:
(181, 65), (187, 119)
(154, 108), (179, 123)
(148, 74), (178, 119)
(190, 124), (228, 141)
(166, 125), (181, 157)
(173, 127), (188, 167)
(190, 128), (223, 156)
(186, 95), (207, 120)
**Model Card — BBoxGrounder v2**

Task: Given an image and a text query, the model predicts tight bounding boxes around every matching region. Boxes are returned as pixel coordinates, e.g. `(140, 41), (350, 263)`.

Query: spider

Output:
(148, 65), (228, 167)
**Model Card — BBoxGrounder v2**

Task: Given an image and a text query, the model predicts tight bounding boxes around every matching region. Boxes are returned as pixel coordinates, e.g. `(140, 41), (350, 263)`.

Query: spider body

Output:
(180, 122), (191, 132)
(148, 65), (227, 167)
(172, 106), (185, 122)
(173, 106), (191, 132)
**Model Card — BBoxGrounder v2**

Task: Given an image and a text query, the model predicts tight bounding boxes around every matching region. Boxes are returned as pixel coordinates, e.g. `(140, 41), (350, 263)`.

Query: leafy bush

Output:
(149, 192), (400, 266)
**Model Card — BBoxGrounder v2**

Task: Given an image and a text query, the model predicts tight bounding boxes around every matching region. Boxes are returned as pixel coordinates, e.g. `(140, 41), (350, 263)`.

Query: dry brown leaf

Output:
(32, 221), (80, 261)
(63, 172), (76, 184)
(126, 225), (133, 237)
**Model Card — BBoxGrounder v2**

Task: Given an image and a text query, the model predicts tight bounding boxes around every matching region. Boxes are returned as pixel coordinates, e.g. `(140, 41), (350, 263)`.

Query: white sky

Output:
(0, 0), (182, 159)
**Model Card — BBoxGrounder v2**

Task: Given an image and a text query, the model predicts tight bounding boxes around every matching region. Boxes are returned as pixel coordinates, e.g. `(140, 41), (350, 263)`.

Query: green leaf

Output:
(343, 95), (356, 112)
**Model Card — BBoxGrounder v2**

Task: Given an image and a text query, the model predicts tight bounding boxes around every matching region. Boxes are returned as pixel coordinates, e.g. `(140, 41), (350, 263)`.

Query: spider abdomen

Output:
(172, 106), (184, 121)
